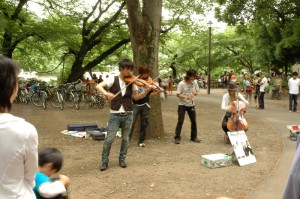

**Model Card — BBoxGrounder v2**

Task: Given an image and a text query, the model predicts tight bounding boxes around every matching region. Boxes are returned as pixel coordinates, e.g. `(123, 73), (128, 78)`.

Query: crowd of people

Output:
(1, 55), (300, 198)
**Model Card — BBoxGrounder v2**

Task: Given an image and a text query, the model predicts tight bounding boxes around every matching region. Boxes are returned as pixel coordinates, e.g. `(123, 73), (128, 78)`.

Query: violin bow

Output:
(111, 75), (140, 100)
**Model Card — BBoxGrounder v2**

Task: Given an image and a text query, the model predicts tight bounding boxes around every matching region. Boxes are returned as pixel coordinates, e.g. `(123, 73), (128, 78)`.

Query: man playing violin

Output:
(96, 59), (148, 171)
(129, 66), (163, 147)
(221, 83), (249, 144)
(174, 69), (201, 144)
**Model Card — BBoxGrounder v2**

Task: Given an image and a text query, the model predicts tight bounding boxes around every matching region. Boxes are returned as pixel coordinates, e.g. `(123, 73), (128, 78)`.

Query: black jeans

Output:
(258, 91), (265, 109)
(129, 104), (150, 144)
(221, 116), (229, 135)
(175, 105), (198, 140)
(289, 94), (299, 111)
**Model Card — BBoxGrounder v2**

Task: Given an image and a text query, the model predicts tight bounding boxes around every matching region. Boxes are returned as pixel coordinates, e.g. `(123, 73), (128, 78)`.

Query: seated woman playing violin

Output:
(221, 83), (249, 144)
(129, 66), (163, 147)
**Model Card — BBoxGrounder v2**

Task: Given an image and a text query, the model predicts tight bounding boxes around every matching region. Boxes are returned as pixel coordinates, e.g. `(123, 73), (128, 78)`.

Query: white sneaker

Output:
(139, 143), (145, 147)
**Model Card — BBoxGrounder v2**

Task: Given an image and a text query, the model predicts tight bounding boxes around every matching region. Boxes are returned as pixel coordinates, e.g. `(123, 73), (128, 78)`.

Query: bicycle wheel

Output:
(31, 92), (43, 107)
(64, 92), (75, 108)
(73, 92), (80, 110)
(88, 95), (96, 108)
(50, 93), (61, 108)
(96, 94), (106, 109)
(41, 91), (47, 110)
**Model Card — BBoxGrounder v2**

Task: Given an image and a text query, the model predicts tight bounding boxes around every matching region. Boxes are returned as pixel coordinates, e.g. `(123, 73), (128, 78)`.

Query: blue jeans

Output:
(289, 94), (299, 111)
(129, 104), (150, 144)
(175, 105), (198, 140)
(102, 113), (133, 164)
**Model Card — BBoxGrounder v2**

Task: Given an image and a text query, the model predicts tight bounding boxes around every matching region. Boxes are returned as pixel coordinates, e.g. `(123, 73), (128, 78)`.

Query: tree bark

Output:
(127, 0), (164, 138)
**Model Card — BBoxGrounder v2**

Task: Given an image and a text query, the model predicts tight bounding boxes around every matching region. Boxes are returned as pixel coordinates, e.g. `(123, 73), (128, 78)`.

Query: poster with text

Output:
(228, 130), (256, 166)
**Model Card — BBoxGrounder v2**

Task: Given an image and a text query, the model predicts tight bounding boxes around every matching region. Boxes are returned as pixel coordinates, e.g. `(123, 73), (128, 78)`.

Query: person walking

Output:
(0, 56), (38, 198)
(174, 69), (201, 144)
(129, 66), (163, 147)
(167, 76), (174, 95)
(258, 72), (268, 109)
(243, 73), (252, 106)
(288, 71), (300, 112)
(96, 59), (139, 171)
(253, 73), (261, 108)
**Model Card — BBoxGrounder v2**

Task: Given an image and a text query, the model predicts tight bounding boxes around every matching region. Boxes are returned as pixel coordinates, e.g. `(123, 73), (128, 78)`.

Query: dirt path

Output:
(11, 89), (284, 199)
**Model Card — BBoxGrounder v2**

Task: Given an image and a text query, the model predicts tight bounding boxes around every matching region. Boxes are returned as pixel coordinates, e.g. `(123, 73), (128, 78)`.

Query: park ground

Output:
(11, 88), (292, 199)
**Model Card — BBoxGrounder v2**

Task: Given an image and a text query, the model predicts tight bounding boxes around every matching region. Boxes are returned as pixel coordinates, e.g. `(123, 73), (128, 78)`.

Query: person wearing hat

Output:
(221, 83), (249, 143)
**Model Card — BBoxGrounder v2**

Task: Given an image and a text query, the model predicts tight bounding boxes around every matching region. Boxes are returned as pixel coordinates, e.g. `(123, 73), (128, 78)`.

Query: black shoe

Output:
(100, 162), (108, 171)
(119, 160), (127, 168)
(174, 138), (180, 144)
(191, 138), (201, 143)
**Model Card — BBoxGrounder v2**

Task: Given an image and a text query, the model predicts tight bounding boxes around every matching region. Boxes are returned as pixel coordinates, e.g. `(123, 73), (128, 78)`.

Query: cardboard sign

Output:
(201, 153), (232, 169)
(227, 131), (256, 166)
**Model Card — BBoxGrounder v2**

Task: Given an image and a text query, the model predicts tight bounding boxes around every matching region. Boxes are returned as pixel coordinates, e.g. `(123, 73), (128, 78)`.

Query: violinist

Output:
(129, 66), (163, 147)
(221, 83), (249, 144)
(95, 59), (139, 171)
(174, 69), (201, 144)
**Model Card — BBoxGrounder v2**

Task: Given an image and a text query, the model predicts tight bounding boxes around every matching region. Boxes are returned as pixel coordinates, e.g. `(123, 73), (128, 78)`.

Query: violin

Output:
(141, 76), (164, 92)
(124, 75), (162, 92)
(226, 99), (249, 131)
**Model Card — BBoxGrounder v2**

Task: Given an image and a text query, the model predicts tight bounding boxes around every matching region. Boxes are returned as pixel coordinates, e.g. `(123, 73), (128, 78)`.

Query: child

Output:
(33, 147), (70, 199)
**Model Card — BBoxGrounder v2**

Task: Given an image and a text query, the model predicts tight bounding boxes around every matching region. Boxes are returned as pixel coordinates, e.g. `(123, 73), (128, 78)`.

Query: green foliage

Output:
(214, 0), (300, 73)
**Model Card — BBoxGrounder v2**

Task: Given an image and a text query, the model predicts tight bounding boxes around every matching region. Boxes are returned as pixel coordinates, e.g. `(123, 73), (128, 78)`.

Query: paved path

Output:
(245, 95), (297, 199)
(202, 89), (297, 199)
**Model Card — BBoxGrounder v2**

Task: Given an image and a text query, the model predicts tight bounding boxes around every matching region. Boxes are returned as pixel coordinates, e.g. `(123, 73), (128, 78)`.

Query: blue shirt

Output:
(33, 171), (51, 199)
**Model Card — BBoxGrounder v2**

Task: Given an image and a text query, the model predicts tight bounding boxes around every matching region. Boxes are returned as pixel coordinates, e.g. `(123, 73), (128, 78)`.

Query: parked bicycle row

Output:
(16, 78), (107, 110)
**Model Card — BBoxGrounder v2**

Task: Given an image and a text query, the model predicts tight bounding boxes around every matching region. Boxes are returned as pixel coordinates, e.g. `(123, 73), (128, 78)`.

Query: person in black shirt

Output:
(129, 66), (163, 147)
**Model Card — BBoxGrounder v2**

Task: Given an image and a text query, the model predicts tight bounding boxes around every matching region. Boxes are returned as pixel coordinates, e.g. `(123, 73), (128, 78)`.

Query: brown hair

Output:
(138, 65), (150, 75)
(0, 56), (20, 112)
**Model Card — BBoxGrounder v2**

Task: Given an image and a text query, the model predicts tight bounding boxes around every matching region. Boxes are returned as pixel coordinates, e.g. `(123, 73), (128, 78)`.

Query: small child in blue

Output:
(33, 147), (70, 199)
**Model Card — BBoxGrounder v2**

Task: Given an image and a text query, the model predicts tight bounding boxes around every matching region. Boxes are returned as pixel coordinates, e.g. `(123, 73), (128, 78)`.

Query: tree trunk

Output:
(127, 0), (164, 138)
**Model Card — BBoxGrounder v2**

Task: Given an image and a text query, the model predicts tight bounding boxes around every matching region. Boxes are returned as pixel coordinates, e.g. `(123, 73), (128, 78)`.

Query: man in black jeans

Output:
(258, 72), (268, 109)
(129, 66), (163, 147)
(174, 69), (201, 144)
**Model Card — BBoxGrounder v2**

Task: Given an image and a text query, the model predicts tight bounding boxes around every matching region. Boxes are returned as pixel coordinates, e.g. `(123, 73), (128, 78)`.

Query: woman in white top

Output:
(0, 56), (38, 199)
(221, 83), (249, 143)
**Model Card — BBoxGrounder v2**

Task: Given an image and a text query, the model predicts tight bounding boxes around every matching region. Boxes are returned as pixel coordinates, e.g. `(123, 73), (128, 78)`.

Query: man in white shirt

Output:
(258, 72), (268, 109)
(288, 71), (300, 112)
(174, 69), (201, 144)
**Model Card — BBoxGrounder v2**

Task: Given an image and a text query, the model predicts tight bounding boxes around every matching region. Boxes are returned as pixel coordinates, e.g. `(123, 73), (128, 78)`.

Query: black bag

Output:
(87, 127), (107, 141)
(67, 123), (98, 131)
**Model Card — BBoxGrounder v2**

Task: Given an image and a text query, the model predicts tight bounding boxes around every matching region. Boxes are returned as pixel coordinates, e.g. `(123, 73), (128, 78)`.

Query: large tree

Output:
(1, 0), (38, 57)
(126, 0), (163, 137)
(215, 0), (300, 73)
(66, 0), (131, 82)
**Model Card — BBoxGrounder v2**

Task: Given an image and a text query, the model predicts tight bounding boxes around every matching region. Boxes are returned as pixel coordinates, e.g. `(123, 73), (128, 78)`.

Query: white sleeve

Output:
(24, 126), (38, 188)
(177, 82), (183, 93)
(238, 93), (249, 106)
(38, 181), (66, 198)
(104, 76), (115, 88)
(221, 94), (229, 110)
(132, 84), (138, 91)
(193, 80), (200, 92)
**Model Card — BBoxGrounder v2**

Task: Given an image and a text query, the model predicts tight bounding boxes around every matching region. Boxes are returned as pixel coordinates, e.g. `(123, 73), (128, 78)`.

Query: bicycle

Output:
(31, 83), (47, 109)
(50, 83), (76, 110)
